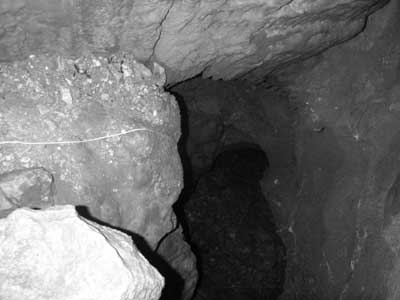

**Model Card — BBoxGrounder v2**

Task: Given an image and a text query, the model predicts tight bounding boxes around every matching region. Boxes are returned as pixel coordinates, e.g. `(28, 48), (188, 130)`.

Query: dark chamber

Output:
(178, 142), (287, 300)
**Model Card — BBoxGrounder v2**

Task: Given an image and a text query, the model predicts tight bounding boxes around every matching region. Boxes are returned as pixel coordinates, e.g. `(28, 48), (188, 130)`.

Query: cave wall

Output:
(0, 0), (388, 84)
(277, 1), (400, 298)
(170, 2), (400, 298)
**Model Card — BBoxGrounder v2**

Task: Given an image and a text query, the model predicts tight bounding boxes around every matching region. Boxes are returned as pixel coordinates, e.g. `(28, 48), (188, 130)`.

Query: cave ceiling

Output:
(0, 0), (388, 84)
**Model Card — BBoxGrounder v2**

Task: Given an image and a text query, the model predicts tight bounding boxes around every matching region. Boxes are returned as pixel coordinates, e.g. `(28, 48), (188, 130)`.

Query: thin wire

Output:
(0, 127), (160, 146)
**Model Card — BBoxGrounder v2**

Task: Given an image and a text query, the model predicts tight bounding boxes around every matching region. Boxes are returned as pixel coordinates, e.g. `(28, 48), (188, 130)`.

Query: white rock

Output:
(59, 86), (73, 105)
(0, 205), (164, 300)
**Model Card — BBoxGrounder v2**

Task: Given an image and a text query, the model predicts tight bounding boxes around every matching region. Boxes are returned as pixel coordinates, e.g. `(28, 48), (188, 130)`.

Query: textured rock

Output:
(0, 54), (182, 249)
(0, 0), (388, 84)
(0, 205), (164, 300)
(156, 226), (198, 300)
(0, 167), (54, 211)
(0, 54), (199, 298)
(275, 1), (400, 298)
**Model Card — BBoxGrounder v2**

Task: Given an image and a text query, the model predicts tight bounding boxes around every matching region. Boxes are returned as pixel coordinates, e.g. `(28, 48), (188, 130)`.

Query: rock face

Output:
(275, 1), (400, 298)
(0, 167), (54, 213)
(0, 0), (388, 84)
(185, 145), (286, 300)
(0, 54), (198, 298)
(0, 205), (164, 300)
(156, 226), (198, 300)
(0, 53), (181, 249)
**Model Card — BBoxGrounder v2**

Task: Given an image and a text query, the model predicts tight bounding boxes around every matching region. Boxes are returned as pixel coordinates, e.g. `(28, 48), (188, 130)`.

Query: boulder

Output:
(0, 53), (181, 249)
(0, 205), (164, 300)
(0, 54), (198, 298)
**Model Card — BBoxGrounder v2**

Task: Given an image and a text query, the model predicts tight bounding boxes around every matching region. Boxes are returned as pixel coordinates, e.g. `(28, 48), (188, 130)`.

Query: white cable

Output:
(0, 127), (160, 146)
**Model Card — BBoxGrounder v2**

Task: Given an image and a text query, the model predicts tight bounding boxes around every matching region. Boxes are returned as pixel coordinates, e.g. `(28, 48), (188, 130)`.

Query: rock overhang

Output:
(0, 0), (389, 85)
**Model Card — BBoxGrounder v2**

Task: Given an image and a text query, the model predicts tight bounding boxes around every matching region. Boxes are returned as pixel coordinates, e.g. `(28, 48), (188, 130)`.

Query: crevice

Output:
(149, 0), (175, 62)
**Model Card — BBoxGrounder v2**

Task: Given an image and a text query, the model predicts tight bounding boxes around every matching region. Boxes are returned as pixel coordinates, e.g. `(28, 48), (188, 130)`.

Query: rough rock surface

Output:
(0, 0), (388, 84)
(0, 53), (181, 249)
(0, 55), (197, 294)
(185, 146), (286, 300)
(0, 54), (199, 298)
(0, 205), (164, 300)
(156, 226), (198, 300)
(0, 167), (54, 213)
(275, 1), (400, 298)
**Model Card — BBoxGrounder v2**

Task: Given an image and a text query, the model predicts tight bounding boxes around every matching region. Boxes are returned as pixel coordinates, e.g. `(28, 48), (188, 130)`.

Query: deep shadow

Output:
(75, 206), (184, 300)
(167, 89), (204, 298)
(212, 142), (270, 184)
(184, 143), (286, 300)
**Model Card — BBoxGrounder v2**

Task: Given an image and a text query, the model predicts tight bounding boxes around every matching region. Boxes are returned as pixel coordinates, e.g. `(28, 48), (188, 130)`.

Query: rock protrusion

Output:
(0, 167), (54, 210)
(0, 205), (164, 300)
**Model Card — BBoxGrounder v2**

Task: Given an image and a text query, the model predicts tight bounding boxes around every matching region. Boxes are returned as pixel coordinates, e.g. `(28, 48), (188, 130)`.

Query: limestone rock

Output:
(156, 226), (198, 300)
(0, 205), (164, 300)
(0, 167), (54, 210)
(275, 1), (400, 299)
(0, 54), (182, 249)
(0, 0), (388, 84)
